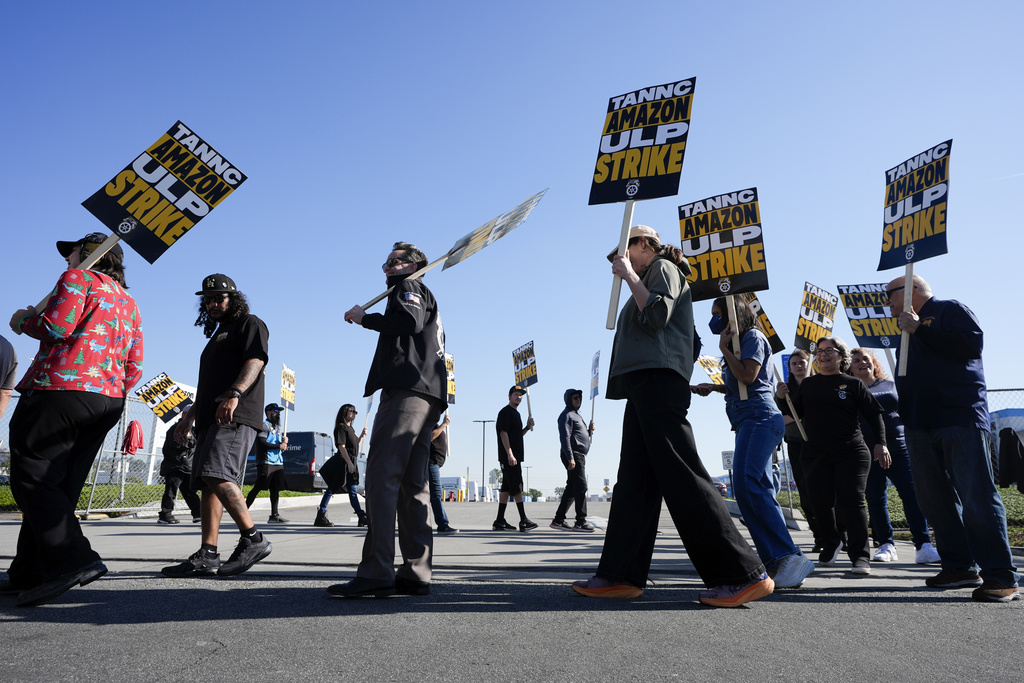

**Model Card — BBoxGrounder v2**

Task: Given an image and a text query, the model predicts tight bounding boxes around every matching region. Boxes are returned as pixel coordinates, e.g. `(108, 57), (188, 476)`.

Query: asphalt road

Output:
(1, 498), (1020, 682)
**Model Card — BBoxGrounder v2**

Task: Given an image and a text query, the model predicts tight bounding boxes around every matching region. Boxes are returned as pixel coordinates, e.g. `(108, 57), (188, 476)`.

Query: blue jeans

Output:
(726, 394), (797, 567)
(318, 468), (364, 516)
(904, 425), (1018, 586)
(428, 462), (450, 529)
(865, 444), (930, 547)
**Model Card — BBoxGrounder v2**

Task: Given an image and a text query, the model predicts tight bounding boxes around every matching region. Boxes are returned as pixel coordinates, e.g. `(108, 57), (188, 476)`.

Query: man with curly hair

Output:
(161, 274), (272, 579)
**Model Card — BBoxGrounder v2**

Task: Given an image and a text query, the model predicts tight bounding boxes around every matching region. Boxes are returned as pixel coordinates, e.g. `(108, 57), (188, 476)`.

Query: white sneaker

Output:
(772, 553), (815, 588)
(873, 542), (898, 562)
(915, 542), (941, 564)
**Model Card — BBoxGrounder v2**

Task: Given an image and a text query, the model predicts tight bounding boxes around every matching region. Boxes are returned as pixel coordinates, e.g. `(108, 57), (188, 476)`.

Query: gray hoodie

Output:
(557, 388), (591, 467)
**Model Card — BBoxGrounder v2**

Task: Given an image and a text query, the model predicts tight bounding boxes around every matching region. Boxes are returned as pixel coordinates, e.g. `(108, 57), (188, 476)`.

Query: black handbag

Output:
(319, 454), (350, 493)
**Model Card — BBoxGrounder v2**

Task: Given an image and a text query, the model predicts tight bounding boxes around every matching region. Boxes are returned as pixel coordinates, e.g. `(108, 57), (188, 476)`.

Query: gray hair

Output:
(816, 335), (852, 373)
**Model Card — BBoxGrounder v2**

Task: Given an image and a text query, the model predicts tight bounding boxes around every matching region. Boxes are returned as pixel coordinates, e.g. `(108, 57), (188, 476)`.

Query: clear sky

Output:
(3, 1), (1022, 497)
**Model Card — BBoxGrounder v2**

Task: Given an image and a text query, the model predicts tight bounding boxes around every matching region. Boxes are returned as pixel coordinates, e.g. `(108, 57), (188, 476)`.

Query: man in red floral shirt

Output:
(4, 232), (143, 607)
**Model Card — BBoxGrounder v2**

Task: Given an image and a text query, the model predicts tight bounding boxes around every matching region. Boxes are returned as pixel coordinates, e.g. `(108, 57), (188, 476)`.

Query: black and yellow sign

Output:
(878, 140), (950, 270)
(588, 78), (695, 205)
(838, 283), (900, 349)
(739, 292), (785, 354)
(794, 282), (838, 352)
(82, 121), (247, 264)
(280, 364), (296, 410)
(443, 190), (547, 270)
(679, 188), (768, 301)
(136, 372), (193, 423)
(697, 355), (724, 385)
(445, 353), (456, 405)
(512, 341), (538, 388)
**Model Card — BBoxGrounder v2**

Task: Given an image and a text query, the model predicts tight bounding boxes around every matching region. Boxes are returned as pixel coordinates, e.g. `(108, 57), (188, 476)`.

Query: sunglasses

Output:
(382, 256), (414, 271)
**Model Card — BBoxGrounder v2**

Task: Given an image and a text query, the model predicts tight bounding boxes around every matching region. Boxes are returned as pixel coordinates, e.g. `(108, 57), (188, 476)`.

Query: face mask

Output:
(708, 315), (726, 335)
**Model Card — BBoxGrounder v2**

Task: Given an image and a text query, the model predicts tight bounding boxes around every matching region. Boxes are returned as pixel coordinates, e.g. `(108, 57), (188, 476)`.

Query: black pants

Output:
(8, 390), (123, 585)
(597, 370), (764, 588)
(161, 472), (201, 516)
(803, 441), (871, 563)
(554, 452), (588, 524)
(785, 436), (822, 543)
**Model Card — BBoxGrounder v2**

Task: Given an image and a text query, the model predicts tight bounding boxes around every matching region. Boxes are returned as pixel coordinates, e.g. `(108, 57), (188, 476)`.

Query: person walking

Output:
(551, 389), (596, 532)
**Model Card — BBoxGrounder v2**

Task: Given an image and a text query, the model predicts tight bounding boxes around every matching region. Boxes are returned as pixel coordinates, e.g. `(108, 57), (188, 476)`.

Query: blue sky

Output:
(3, 1), (1022, 496)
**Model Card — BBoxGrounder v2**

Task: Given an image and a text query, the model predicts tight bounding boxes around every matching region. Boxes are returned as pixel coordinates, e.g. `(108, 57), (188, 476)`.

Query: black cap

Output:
(509, 385), (527, 395)
(56, 232), (124, 260)
(265, 403), (285, 412)
(196, 274), (237, 296)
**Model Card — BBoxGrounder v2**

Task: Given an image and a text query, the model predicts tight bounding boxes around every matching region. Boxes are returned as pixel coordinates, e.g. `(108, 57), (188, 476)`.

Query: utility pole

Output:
(472, 419), (494, 502)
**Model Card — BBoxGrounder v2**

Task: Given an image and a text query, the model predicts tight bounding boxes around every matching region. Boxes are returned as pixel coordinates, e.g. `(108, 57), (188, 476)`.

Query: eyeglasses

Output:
(885, 285), (911, 302)
(815, 348), (839, 357)
(382, 256), (414, 271)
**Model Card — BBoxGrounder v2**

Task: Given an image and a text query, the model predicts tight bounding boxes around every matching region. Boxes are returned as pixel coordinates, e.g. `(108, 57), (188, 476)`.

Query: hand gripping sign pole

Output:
(360, 190), (548, 311)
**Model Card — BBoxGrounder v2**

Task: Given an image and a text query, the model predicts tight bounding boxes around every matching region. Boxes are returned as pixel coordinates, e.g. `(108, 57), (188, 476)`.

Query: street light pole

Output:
(472, 419), (494, 502)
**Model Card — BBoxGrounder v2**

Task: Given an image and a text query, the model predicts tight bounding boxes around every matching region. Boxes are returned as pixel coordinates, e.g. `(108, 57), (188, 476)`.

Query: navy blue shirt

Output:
(894, 297), (989, 431)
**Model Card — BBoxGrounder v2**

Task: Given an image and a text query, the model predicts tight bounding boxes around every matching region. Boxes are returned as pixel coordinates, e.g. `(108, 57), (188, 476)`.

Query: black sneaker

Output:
(818, 541), (842, 566)
(161, 549), (221, 577)
(267, 514), (289, 524)
(437, 526), (459, 534)
(550, 520), (572, 530)
(192, 515), (202, 523)
(217, 534), (272, 577)
(519, 519), (539, 532)
(572, 521), (596, 532)
(157, 513), (179, 525)
(925, 570), (983, 589)
(492, 520), (516, 531)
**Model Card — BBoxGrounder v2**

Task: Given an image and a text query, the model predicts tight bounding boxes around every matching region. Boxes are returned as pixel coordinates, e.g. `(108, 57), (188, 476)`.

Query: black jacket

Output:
(557, 389), (591, 467)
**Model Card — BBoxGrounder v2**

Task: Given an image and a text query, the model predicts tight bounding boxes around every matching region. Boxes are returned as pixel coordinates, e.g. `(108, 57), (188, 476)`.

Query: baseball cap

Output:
(56, 232), (125, 260)
(509, 385), (527, 395)
(607, 224), (661, 261)
(265, 403), (285, 412)
(196, 274), (238, 296)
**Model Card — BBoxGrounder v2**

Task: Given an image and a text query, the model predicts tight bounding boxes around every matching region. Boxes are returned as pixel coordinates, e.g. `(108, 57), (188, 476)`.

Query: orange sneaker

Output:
(571, 576), (643, 598)
(698, 573), (774, 608)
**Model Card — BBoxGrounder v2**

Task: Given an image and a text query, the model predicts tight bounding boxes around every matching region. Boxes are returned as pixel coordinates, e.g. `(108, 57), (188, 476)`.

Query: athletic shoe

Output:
(851, 559), (872, 576)
(925, 570), (982, 589)
(327, 577), (396, 598)
(157, 513), (179, 525)
(161, 549), (221, 577)
(437, 526), (459, 534)
(971, 582), (1021, 603)
(699, 572), (774, 608)
(873, 542), (898, 563)
(572, 521), (596, 532)
(15, 561), (107, 607)
(217, 534), (272, 577)
(519, 519), (539, 532)
(818, 541), (842, 566)
(915, 542), (941, 564)
(572, 576), (643, 598)
(550, 520), (572, 530)
(357, 514), (368, 528)
(267, 514), (289, 524)
(492, 520), (516, 531)
(314, 512), (334, 527)
(395, 576), (431, 596)
(192, 515), (202, 524)
(810, 544), (823, 554)
(772, 553), (814, 588)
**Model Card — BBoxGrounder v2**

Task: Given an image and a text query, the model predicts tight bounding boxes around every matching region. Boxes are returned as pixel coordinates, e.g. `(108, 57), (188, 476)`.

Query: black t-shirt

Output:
(792, 372), (885, 449)
(334, 422), (359, 459)
(430, 429), (447, 467)
(495, 404), (524, 464)
(195, 313), (269, 432)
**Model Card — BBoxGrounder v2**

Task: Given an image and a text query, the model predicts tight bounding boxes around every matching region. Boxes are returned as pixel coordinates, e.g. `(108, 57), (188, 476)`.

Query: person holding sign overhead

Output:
(573, 225), (772, 608)
(692, 298), (813, 589)
(329, 242), (447, 598)
(5, 232), (143, 606)
(886, 275), (1019, 602)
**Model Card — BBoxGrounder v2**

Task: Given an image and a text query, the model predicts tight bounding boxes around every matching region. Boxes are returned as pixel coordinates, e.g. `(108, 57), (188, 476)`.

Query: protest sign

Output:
(443, 190), (547, 270)
(82, 121), (247, 264)
(590, 350), (600, 423)
(838, 283), (900, 349)
(697, 355), (724, 385)
(445, 353), (456, 405)
(680, 188), (768, 301)
(513, 341), (538, 388)
(794, 282), (838, 353)
(589, 78), (695, 205)
(281, 364), (296, 410)
(878, 140), (950, 271)
(135, 372), (193, 423)
(738, 292), (785, 354)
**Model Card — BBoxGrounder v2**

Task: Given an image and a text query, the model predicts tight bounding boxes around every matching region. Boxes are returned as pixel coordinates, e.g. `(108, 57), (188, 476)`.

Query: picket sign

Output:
(605, 200), (636, 330)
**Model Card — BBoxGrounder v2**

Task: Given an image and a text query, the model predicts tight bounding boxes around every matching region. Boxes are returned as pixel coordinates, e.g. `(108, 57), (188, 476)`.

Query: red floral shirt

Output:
(16, 269), (144, 397)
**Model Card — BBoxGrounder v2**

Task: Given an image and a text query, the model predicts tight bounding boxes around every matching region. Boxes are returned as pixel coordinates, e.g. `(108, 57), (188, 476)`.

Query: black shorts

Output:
(500, 463), (524, 494)
(192, 423), (257, 490)
(254, 463), (288, 491)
